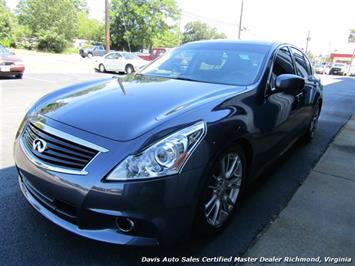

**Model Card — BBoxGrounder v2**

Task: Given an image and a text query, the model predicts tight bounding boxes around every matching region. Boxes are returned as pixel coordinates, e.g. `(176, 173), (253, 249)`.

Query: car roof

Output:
(182, 39), (301, 50)
(181, 39), (284, 48)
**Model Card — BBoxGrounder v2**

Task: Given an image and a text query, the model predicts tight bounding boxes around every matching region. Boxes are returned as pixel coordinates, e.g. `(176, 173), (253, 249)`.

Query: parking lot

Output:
(1, 53), (355, 265)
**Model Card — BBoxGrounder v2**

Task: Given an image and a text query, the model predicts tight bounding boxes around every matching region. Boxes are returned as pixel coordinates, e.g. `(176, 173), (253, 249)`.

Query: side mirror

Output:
(273, 74), (305, 93)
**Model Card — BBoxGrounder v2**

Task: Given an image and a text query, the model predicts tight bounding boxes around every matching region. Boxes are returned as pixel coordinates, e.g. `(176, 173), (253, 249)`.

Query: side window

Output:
(272, 47), (295, 76)
(105, 53), (115, 59)
(113, 53), (122, 59)
(269, 46), (295, 89)
(152, 50), (158, 59)
(304, 55), (313, 76)
(291, 48), (310, 78)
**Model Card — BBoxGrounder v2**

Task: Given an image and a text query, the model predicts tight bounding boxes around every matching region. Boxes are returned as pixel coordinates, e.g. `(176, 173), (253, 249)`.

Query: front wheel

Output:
(125, 64), (134, 74)
(98, 64), (106, 73)
(195, 145), (246, 234)
(15, 74), (23, 79)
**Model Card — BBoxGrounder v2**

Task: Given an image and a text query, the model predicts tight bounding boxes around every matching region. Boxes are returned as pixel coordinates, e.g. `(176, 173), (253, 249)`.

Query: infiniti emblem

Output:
(32, 138), (47, 153)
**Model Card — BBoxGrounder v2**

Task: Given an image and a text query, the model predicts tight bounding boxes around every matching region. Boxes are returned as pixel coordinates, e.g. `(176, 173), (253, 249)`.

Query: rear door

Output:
(290, 47), (317, 128)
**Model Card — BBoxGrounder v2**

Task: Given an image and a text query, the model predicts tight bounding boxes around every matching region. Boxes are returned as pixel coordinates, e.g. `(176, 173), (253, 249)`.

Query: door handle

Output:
(295, 92), (303, 101)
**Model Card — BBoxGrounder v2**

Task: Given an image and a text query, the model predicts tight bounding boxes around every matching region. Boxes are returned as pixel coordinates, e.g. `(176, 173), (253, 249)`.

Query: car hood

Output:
(36, 75), (245, 141)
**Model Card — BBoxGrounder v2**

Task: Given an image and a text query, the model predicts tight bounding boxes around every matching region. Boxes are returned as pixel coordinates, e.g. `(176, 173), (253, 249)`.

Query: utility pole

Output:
(238, 0), (244, 40)
(305, 31), (311, 53)
(347, 30), (355, 74)
(347, 45), (355, 74)
(105, 0), (110, 54)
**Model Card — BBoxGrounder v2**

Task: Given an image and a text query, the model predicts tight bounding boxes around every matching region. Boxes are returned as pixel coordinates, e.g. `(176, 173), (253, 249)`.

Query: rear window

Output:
(122, 53), (139, 60)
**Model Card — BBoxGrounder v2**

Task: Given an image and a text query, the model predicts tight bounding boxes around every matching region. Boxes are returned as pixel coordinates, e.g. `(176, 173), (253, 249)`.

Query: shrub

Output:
(37, 31), (67, 53)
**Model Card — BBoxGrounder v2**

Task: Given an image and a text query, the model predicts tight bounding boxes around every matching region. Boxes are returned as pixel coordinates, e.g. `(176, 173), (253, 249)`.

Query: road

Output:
(1, 53), (355, 265)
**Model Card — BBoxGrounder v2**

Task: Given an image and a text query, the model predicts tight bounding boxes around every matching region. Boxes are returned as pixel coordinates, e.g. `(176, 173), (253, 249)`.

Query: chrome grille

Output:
(22, 122), (98, 171)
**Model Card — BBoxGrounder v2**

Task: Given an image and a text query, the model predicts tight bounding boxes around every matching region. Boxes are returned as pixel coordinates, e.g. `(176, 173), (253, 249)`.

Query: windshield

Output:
(123, 52), (140, 60)
(140, 43), (269, 85)
(0, 46), (11, 55)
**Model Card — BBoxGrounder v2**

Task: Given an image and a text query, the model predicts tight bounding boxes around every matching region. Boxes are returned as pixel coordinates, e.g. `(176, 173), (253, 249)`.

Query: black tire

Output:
(15, 74), (23, 79)
(98, 64), (106, 73)
(87, 53), (93, 58)
(194, 144), (246, 235)
(125, 64), (134, 74)
(303, 101), (320, 143)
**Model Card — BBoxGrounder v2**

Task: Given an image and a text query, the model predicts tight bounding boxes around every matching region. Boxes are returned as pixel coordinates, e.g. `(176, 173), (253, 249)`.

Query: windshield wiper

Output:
(117, 77), (127, 95)
(172, 76), (200, 82)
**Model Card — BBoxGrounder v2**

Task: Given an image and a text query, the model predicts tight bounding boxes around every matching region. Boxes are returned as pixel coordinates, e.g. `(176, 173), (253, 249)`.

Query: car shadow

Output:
(0, 76), (21, 80)
(94, 69), (127, 76)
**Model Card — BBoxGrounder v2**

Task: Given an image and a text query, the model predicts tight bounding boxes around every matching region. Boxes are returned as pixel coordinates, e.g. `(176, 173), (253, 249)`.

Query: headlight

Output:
(106, 121), (206, 181)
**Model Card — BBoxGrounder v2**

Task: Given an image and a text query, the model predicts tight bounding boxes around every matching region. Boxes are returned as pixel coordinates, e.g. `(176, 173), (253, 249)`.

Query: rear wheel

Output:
(98, 64), (106, 73)
(303, 102), (320, 142)
(15, 74), (23, 79)
(195, 145), (246, 234)
(87, 53), (93, 58)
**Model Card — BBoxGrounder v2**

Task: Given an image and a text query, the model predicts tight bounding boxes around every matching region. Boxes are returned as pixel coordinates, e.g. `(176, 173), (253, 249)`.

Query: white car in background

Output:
(314, 63), (331, 74)
(95, 51), (148, 74)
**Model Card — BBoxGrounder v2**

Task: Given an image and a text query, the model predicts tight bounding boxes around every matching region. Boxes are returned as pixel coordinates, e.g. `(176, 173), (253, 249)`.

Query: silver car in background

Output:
(95, 51), (148, 74)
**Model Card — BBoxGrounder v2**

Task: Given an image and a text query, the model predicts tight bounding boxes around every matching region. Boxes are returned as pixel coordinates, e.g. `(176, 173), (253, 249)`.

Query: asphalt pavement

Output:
(0, 53), (355, 265)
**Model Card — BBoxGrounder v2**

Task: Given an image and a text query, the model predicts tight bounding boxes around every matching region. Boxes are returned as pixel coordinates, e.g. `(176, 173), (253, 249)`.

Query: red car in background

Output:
(137, 48), (169, 61)
(0, 45), (25, 79)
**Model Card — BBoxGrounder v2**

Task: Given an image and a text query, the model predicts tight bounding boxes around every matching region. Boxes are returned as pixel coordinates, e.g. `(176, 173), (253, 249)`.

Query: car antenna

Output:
(116, 77), (127, 95)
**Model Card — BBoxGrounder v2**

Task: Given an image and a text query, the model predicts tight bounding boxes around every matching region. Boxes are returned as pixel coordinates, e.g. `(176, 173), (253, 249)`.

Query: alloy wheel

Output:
(309, 104), (320, 138)
(204, 153), (243, 228)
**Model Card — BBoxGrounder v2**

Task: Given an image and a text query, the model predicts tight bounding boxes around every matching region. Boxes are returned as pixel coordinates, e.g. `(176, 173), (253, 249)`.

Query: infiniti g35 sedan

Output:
(14, 40), (322, 246)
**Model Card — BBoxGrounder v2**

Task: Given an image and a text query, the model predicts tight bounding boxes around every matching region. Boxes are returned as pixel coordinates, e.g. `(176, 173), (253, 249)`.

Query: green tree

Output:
(182, 21), (226, 44)
(17, 0), (79, 52)
(0, 0), (16, 47)
(77, 12), (104, 42)
(110, 0), (180, 51)
(152, 26), (180, 48)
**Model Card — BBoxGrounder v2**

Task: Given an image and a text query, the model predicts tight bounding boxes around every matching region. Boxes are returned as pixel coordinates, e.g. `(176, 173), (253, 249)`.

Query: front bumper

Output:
(14, 118), (206, 246)
(18, 172), (159, 246)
